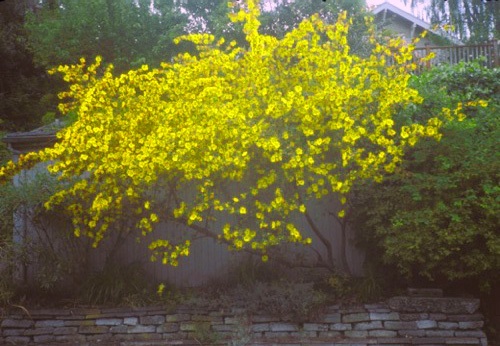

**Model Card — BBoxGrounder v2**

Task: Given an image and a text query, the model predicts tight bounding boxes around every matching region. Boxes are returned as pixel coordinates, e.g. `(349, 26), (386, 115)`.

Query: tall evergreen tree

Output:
(406, 0), (499, 43)
(0, 0), (53, 131)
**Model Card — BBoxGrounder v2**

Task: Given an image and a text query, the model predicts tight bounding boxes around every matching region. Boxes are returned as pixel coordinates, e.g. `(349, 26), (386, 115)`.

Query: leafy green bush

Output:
(352, 62), (500, 288)
(395, 61), (500, 124)
(0, 171), (97, 305)
(424, 61), (500, 101)
(0, 168), (162, 306)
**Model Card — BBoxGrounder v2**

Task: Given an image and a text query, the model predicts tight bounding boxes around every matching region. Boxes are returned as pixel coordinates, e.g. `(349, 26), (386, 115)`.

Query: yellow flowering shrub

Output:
(0, 0), (461, 266)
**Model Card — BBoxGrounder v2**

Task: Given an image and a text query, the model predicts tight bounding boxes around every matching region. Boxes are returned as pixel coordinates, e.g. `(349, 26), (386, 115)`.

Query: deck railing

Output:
(412, 40), (500, 70)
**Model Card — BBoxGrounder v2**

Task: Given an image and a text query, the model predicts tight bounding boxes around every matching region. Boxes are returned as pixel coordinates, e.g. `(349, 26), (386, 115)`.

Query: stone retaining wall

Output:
(0, 295), (487, 345)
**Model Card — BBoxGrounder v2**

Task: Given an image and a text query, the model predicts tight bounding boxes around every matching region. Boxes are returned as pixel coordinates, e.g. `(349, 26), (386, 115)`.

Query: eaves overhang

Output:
(2, 122), (61, 155)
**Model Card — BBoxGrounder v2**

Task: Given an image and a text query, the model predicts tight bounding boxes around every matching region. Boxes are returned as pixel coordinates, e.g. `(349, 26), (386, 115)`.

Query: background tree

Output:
(405, 0), (499, 43)
(2, 0), (369, 132)
(0, 0), (54, 131)
(1, 0), (189, 132)
(259, 0), (372, 57)
(24, 0), (189, 72)
(180, 0), (369, 51)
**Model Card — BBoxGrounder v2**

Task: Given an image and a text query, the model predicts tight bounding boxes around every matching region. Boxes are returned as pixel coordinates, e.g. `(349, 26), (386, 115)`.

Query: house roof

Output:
(372, 2), (462, 44)
(2, 120), (62, 154)
(372, 2), (431, 32)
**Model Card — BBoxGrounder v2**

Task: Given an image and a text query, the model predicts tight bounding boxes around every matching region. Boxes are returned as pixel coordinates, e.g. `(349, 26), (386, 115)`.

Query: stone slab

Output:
(445, 337), (481, 345)
(53, 326), (78, 335)
(23, 327), (54, 336)
(140, 315), (166, 325)
(33, 334), (56, 343)
(330, 323), (353, 331)
(369, 329), (398, 337)
(1, 319), (34, 328)
(345, 330), (369, 338)
(355, 321), (384, 330)
(388, 297), (480, 314)
(251, 315), (280, 323)
(156, 323), (179, 333)
(303, 323), (329, 331)
(370, 312), (399, 321)
(123, 325), (155, 334)
(416, 320), (438, 329)
(78, 325), (109, 334)
(322, 313), (342, 323)
(384, 321), (418, 330)
(342, 313), (370, 323)
(96, 318), (123, 326)
(269, 323), (299, 332)
(459, 321), (484, 329)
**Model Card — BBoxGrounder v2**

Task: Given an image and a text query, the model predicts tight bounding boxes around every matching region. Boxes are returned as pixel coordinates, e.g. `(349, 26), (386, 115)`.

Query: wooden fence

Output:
(412, 40), (500, 70)
(10, 163), (365, 288)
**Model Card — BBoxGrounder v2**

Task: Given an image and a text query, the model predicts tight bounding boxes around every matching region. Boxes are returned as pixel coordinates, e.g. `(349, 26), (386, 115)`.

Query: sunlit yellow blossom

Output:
(0, 0), (465, 267)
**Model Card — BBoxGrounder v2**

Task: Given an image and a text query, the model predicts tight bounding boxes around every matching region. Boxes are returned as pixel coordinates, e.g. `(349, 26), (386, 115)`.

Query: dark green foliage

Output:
(0, 1), (56, 131)
(352, 62), (500, 287)
(24, 0), (189, 71)
(181, 0), (244, 43)
(1, 0), (369, 131)
(258, 0), (365, 37)
(258, 0), (370, 56)
(0, 171), (95, 301)
(181, 0), (368, 53)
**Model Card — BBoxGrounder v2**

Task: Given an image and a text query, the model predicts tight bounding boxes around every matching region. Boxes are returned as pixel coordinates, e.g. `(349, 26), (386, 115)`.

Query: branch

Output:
(329, 206), (352, 276)
(167, 216), (334, 271)
(303, 209), (335, 270)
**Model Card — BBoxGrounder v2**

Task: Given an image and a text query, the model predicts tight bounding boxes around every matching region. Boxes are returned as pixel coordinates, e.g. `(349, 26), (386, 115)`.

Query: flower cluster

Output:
(0, 0), (464, 264)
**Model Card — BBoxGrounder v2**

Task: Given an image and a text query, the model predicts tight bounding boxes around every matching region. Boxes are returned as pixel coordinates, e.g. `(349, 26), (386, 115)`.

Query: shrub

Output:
(351, 62), (500, 288)
(0, 171), (99, 304)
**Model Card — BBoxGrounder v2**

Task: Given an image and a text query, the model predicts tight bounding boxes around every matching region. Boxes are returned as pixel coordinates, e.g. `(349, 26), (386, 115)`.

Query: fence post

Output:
(493, 40), (499, 68)
(425, 43), (431, 70)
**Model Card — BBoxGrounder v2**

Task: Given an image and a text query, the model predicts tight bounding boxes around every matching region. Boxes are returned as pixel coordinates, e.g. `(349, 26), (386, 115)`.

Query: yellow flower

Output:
(0, 0), (457, 266)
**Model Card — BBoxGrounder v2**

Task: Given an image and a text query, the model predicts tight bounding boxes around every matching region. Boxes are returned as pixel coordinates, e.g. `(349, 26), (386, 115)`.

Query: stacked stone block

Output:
(0, 295), (487, 345)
